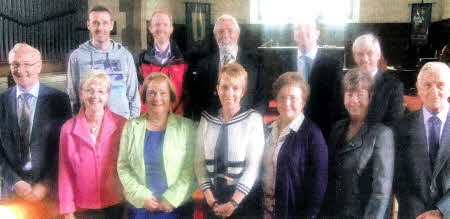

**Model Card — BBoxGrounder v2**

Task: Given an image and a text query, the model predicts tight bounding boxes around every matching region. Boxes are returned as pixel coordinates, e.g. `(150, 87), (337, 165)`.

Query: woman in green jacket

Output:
(117, 73), (197, 218)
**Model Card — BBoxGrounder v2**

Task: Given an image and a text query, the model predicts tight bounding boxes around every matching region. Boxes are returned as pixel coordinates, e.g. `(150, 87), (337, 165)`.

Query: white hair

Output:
(352, 34), (381, 55)
(213, 14), (240, 33)
(418, 62), (450, 82)
(8, 43), (41, 63)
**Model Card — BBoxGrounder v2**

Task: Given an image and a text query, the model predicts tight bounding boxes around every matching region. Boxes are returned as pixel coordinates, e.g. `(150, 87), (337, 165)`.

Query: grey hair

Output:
(418, 62), (450, 82)
(213, 14), (240, 33)
(8, 43), (41, 63)
(342, 68), (374, 97)
(352, 34), (381, 55)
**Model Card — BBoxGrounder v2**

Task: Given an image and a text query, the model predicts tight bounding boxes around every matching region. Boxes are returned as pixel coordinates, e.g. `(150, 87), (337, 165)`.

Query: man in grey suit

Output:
(0, 43), (71, 216)
(395, 62), (450, 219)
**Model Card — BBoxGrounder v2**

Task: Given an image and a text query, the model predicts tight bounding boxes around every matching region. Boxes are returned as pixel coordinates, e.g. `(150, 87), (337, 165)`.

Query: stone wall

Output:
(358, 0), (446, 23)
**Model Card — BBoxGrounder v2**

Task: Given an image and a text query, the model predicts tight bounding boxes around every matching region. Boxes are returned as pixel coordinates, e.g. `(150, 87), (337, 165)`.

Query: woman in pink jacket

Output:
(58, 71), (127, 219)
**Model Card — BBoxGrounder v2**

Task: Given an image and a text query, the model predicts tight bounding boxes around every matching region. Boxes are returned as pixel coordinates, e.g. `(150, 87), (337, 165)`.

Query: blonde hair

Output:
(80, 70), (111, 91)
(217, 63), (248, 93)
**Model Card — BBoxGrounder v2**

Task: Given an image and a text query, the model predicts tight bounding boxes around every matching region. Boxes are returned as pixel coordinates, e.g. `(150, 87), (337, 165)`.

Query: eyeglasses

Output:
(82, 88), (108, 95)
(9, 60), (40, 70)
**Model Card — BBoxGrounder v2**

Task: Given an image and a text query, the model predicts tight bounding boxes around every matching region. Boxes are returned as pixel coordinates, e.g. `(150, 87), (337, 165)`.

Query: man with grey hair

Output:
(185, 14), (267, 120)
(395, 62), (450, 219)
(0, 43), (71, 216)
(281, 19), (345, 138)
(352, 33), (404, 126)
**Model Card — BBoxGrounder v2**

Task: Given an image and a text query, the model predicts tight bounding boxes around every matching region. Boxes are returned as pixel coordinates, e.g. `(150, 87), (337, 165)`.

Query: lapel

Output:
(410, 111), (432, 177)
(7, 87), (21, 145)
(210, 51), (220, 91)
(3, 87), (22, 162)
(72, 108), (119, 148)
(97, 108), (118, 146)
(292, 49), (298, 71)
(71, 108), (96, 146)
(131, 115), (147, 182)
(337, 122), (367, 155)
(29, 84), (47, 144)
(432, 110), (450, 180)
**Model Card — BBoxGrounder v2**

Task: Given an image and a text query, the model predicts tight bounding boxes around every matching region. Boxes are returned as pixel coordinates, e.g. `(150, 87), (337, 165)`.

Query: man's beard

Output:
(218, 41), (235, 54)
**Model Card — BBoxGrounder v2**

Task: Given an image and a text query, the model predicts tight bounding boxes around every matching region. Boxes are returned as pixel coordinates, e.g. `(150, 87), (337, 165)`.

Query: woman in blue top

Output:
(117, 73), (197, 219)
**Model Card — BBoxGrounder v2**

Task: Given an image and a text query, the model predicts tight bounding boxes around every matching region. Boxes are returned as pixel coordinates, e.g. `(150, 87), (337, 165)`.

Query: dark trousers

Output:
(205, 180), (263, 219)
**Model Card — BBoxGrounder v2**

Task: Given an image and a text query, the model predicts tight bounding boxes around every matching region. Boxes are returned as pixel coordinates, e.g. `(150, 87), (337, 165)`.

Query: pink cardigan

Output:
(58, 107), (126, 214)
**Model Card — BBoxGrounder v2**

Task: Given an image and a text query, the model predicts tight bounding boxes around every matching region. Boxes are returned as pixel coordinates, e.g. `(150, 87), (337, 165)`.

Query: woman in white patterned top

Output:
(195, 63), (265, 218)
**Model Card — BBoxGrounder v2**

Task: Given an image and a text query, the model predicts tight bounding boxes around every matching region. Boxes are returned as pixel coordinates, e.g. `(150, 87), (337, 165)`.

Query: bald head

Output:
(416, 62), (450, 113)
(8, 43), (42, 90)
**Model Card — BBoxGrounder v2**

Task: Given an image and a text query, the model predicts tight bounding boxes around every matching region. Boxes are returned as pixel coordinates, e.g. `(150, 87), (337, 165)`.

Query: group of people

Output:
(0, 4), (449, 219)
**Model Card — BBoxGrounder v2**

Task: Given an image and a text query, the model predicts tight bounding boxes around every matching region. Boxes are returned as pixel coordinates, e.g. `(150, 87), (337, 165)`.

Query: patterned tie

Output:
(428, 115), (441, 169)
(222, 53), (234, 67)
(19, 93), (32, 162)
(299, 55), (312, 81)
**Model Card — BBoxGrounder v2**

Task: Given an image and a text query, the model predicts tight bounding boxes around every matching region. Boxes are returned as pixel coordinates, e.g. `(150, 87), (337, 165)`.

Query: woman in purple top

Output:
(263, 72), (328, 218)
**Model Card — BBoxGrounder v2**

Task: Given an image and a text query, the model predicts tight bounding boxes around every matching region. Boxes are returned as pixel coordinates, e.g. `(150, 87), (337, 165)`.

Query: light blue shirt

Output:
(423, 102), (449, 147)
(16, 82), (39, 171)
(297, 46), (318, 81)
(154, 43), (172, 65)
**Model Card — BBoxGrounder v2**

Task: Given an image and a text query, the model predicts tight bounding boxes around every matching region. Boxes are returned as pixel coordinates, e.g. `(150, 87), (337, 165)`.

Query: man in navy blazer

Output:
(395, 62), (450, 219)
(0, 43), (71, 206)
(280, 19), (345, 139)
(352, 34), (404, 127)
(184, 14), (267, 120)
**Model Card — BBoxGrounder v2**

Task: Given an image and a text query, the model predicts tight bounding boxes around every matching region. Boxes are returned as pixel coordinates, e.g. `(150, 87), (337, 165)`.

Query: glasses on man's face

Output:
(9, 60), (40, 70)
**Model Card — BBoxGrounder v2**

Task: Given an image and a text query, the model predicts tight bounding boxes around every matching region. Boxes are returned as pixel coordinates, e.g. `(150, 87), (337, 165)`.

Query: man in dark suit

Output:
(184, 14), (267, 120)
(395, 62), (450, 219)
(352, 34), (404, 127)
(281, 20), (345, 138)
(0, 43), (71, 213)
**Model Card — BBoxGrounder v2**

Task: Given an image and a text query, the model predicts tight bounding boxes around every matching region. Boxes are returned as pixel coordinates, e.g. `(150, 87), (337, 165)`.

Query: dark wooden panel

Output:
(0, 0), (89, 62)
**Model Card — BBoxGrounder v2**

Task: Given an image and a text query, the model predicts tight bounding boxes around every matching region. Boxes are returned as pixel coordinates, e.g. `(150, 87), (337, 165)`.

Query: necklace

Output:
(147, 115), (167, 131)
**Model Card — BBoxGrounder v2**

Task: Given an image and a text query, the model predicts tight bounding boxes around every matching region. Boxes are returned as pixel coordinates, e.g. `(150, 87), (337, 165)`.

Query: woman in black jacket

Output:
(322, 69), (394, 218)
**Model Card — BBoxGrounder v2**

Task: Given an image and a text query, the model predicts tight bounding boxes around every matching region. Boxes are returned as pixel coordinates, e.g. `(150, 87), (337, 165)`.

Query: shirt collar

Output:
(422, 102), (449, 125)
(154, 43), (171, 56)
(270, 113), (305, 133)
(297, 46), (318, 61)
(371, 68), (379, 78)
(16, 82), (40, 99)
